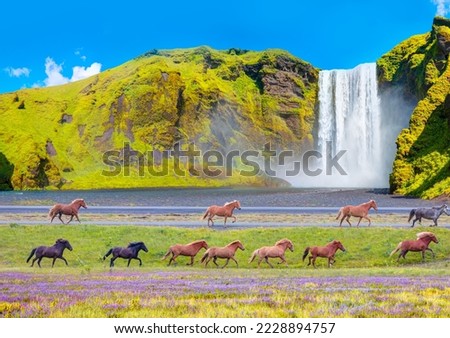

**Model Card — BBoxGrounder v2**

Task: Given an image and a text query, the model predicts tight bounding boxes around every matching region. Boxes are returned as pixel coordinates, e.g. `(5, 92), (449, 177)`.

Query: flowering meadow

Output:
(1, 224), (450, 317)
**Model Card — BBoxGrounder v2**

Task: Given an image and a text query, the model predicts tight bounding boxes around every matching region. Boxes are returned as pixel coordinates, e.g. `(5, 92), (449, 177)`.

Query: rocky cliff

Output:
(0, 47), (318, 189)
(377, 16), (450, 199)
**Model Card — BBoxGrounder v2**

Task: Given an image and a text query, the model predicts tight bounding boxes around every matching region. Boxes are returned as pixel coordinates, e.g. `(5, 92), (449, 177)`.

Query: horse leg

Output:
(52, 257), (57, 267)
(110, 257), (116, 267)
(345, 216), (352, 227)
(58, 213), (65, 224)
(137, 257), (142, 266)
(67, 215), (74, 224)
(127, 259), (132, 267)
(221, 258), (230, 268)
(75, 214), (81, 223)
(230, 257), (239, 268)
(433, 218), (438, 227)
(265, 257), (274, 268)
(188, 256), (194, 266)
(60, 257), (69, 266)
(339, 216), (345, 227)
(307, 256), (312, 266)
(257, 257), (263, 268)
(362, 216), (371, 226)
(31, 257), (38, 267)
(278, 255), (287, 266)
(212, 257), (219, 268)
(37, 257), (43, 268)
(232, 215), (237, 223)
(223, 216), (227, 228)
(426, 248), (435, 258)
(208, 217), (214, 227)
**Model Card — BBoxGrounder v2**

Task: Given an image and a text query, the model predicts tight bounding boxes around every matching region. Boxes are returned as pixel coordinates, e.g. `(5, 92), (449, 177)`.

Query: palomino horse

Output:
(302, 240), (346, 268)
(336, 199), (378, 227)
(49, 198), (87, 224)
(200, 240), (245, 268)
(162, 240), (209, 266)
(249, 238), (294, 268)
(26, 238), (73, 267)
(390, 232), (439, 262)
(103, 242), (148, 267)
(202, 200), (241, 227)
(408, 204), (449, 227)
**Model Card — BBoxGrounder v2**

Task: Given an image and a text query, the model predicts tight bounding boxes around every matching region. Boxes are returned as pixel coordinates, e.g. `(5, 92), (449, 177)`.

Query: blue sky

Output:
(0, 0), (448, 93)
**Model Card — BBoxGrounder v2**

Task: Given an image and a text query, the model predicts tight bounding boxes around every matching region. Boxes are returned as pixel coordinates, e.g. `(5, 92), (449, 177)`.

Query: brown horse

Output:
(336, 199), (378, 227)
(26, 238), (73, 268)
(390, 232), (439, 262)
(103, 242), (148, 267)
(49, 198), (87, 224)
(302, 240), (346, 268)
(200, 240), (245, 268)
(162, 240), (209, 266)
(249, 238), (294, 268)
(202, 200), (241, 227)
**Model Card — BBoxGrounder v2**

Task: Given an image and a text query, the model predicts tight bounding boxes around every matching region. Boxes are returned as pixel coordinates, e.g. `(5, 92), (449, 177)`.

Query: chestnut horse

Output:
(302, 240), (346, 268)
(390, 232), (439, 262)
(162, 240), (209, 266)
(200, 240), (245, 268)
(336, 199), (378, 227)
(202, 200), (241, 227)
(26, 238), (73, 268)
(103, 242), (148, 267)
(249, 238), (294, 268)
(49, 198), (87, 224)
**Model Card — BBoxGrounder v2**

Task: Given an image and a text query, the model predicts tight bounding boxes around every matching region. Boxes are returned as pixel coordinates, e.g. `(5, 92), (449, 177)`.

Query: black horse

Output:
(408, 204), (449, 227)
(26, 238), (73, 267)
(103, 242), (148, 267)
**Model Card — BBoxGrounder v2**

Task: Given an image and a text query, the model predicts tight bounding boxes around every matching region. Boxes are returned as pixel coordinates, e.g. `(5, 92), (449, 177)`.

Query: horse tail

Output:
(103, 248), (113, 260)
(161, 248), (172, 260)
(390, 243), (401, 257)
(335, 208), (343, 220)
(26, 248), (36, 263)
(408, 209), (415, 223)
(200, 250), (209, 264)
(48, 206), (56, 218)
(248, 249), (259, 263)
(202, 208), (209, 220)
(302, 247), (310, 261)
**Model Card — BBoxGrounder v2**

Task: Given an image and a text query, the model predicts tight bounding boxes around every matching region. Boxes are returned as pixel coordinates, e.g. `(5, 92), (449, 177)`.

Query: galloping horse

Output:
(302, 240), (346, 268)
(408, 204), (449, 227)
(249, 238), (294, 268)
(202, 200), (241, 227)
(49, 198), (87, 224)
(390, 232), (439, 262)
(162, 240), (209, 266)
(103, 242), (148, 267)
(336, 199), (378, 227)
(200, 240), (245, 268)
(26, 238), (73, 268)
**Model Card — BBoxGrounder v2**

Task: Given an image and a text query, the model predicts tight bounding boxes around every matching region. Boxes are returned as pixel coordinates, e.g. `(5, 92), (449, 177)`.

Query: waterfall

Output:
(317, 63), (383, 187)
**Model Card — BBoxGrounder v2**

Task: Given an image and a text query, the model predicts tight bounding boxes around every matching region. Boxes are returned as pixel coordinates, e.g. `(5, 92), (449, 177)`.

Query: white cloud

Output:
(70, 62), (102, 82)
(44, 57), (69, 87)
(4, 67), (30, 78)
(432, 0), (450, 16)
(43, 57), (102, 87)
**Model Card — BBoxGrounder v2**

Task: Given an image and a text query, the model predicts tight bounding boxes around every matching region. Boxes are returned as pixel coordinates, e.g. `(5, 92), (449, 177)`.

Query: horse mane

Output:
(189, 240), (206, 245)
(228, 240), (241, 245)
(275, 238), (291, 246)
(128, 241), (144, 247)
(224, 200), (237, 206)
(55, 238), (66, 244)
(72, 198), (84, 203)
(416, 232), (435, 239)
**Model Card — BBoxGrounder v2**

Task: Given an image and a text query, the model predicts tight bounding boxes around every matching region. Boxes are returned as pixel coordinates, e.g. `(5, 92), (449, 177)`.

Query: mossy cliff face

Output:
(0, 47), (318, 189)
(377, 17), (450, 199)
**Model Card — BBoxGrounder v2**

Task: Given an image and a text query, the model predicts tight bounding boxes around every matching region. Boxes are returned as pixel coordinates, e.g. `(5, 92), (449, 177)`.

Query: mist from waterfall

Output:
(293, 63), (414, 188)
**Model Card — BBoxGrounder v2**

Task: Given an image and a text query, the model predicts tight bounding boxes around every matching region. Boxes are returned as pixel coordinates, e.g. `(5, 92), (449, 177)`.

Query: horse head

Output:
(200, 240), (209, 249)
(226, 200), (241, 210)
(333, 240), (346, 252)
(369, 200), (378, 211)
(56, 238), (73, 251)
(230, 240), (245, 251)
(129, 242), (148, 252)
(417, 232), (438, 244)
(276, 239), (294, 252)
(73, 199), (87, 209)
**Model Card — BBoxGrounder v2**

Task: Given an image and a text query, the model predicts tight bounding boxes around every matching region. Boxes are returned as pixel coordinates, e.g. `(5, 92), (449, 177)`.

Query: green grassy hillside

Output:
(0, 47), (318, 190)
(377, 17), (450, 199)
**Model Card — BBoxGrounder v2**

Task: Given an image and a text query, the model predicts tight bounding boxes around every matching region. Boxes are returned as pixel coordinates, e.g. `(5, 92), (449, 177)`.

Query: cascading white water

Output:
(316, 63), (384, 187)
